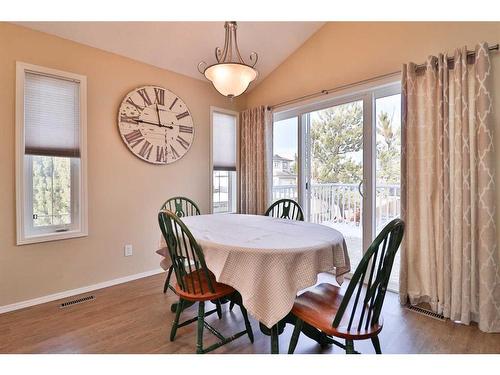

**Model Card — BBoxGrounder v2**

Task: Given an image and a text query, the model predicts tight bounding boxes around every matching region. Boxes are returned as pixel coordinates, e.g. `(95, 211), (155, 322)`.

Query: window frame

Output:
(209, 106), (239, 214)
(15, 62), (88, 245)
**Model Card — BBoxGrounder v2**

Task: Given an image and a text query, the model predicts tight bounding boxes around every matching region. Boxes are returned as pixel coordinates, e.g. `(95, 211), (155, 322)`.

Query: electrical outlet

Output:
(124, 244), (133, 257)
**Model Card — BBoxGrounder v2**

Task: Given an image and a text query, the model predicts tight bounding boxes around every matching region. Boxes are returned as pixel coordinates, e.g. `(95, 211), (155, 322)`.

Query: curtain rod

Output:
(267, 43), (499, 112)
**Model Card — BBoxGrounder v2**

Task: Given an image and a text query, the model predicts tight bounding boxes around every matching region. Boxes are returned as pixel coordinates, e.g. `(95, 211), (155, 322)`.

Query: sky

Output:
(273, 117), (298, 161)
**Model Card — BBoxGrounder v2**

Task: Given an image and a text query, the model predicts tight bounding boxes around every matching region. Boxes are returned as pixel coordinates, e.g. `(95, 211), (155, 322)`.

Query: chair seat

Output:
(175, 270), (235, 302)
(292, 283), (383, 340)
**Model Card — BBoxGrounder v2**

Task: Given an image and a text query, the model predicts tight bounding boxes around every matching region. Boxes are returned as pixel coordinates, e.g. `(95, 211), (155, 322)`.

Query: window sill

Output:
(17, 229), (88, 246)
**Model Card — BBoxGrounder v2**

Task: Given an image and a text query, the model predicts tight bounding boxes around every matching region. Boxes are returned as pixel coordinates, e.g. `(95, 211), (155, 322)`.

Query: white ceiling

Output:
(15, 22), (324, 88)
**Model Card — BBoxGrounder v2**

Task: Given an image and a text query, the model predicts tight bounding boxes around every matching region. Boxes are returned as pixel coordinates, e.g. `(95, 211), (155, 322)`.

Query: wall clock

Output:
(118, 85), (194, 164)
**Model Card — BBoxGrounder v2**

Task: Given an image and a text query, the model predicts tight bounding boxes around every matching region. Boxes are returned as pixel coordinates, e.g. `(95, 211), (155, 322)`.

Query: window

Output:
(210, 108), (238, 213)
(272, 76), (401, 290)
(16, 62), (87, 244)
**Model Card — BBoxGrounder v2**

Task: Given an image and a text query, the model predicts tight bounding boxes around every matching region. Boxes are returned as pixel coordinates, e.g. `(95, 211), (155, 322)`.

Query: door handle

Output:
(358, 180), (364, 198)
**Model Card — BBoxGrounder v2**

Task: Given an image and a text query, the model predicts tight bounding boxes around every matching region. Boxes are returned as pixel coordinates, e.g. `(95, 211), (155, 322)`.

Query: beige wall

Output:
(0, 23), (241, 306)
(2, 21), (500, 308)
(246, 21), (500, 257)
(246, 22), (500, 108)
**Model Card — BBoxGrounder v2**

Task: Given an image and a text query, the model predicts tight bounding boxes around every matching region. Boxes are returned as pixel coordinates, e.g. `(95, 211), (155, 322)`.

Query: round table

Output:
(158, 213), (350, 353)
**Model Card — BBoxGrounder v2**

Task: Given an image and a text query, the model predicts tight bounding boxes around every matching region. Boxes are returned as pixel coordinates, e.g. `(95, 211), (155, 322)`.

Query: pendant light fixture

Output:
(198, 22), (258, 98)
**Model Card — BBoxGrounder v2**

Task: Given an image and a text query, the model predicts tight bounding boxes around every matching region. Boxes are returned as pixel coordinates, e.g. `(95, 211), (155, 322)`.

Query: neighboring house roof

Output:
(274, 170), (297, 178)
(273, 154), (294, 162)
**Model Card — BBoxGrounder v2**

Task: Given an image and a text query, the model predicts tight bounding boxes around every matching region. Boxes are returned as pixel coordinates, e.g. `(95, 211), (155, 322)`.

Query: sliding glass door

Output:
(305, 99), (365, 272)
(272, 81), (401, 289)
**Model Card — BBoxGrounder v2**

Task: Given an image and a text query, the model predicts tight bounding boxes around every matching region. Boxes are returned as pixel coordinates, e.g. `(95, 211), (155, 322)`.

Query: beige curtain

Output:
(239, 106), (273, 215)
(400, 42), (500, 332)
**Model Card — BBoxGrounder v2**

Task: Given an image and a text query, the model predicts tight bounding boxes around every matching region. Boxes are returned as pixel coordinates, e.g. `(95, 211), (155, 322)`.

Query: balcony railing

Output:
(273, 182), (401, 290)
(272, 183), (400, 229)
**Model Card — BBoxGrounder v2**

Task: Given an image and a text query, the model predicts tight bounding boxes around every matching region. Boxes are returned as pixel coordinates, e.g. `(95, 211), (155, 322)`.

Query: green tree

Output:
(376, 110), (400, 184)
(310, 102), (363, 184)
(310, 105), (400, 185)
(32, 156), (71, 226)
(52, 157), (71, 224)
(377, 111), (395, 149)
(33, 156), (52, 225)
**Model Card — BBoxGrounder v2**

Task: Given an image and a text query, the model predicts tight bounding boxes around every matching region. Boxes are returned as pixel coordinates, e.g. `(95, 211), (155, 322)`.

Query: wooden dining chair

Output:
(287, 218), (404, 354)
(158, 209), (254, 354)
(160, 196), (201, 294)
(265, 199), (304, 221)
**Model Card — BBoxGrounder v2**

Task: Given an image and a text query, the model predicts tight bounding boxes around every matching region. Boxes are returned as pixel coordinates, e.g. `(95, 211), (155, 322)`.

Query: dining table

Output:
(157, 213), (351, 353)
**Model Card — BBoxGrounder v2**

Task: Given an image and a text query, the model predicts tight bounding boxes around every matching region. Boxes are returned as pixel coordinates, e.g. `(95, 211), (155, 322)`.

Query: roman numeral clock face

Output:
(118, 86), (194, 164)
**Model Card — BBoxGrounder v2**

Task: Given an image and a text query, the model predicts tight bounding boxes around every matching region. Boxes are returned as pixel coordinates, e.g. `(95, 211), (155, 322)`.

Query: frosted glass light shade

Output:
(204, 63), (258, 98)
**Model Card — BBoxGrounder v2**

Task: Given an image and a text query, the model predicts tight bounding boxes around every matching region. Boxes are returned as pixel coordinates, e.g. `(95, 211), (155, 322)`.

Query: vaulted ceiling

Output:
(15, 22), (325, 89)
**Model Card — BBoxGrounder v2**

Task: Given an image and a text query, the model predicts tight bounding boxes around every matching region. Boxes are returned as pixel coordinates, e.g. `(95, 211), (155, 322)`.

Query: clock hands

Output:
(155, 104), (163, 126)
(130, 118), (191, 130)
(163, 123), (192, 128)
(134, 118), (174, 129)
(125, 105), (191, 131)
(139, 118), (191, 129)
(155, 103), (171, 149)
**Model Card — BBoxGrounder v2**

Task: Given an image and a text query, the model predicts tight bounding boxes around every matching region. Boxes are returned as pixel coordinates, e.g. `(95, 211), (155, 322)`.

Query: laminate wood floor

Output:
(1, 273), (499, 354)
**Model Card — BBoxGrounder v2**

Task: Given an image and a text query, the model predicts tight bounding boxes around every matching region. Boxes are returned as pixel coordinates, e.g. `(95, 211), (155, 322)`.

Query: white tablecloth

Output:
(158, 214), (350, 328)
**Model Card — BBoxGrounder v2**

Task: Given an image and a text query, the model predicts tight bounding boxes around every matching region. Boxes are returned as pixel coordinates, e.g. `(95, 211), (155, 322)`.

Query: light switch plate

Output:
(124, 244), (133, 257)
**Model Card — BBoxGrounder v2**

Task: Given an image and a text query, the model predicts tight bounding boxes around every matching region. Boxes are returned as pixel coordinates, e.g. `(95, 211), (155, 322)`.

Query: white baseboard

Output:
(0, 268), (164, 314)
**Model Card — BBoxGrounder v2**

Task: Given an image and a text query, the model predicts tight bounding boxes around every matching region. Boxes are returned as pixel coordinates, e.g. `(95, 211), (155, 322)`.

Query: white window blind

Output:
(24, 72), (80, 158)
(212, 112), (236, 171)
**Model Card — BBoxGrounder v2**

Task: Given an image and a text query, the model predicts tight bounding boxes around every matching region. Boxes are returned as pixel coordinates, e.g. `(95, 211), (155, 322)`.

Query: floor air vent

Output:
(59, 295), (95, 308)
(406, 304), (445, 321)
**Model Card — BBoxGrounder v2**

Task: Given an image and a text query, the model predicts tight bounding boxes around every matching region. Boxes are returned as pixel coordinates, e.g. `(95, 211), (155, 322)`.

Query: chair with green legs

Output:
(287, 218), (404, 354)
(158, 209), (254, 354)
(159, 196), (201, 295)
